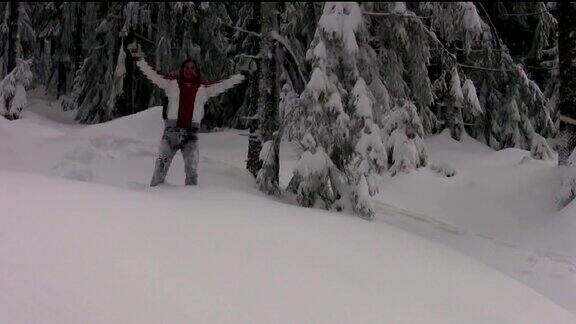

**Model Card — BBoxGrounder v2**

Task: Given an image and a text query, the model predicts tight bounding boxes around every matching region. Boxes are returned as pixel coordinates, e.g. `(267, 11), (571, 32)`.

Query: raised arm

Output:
(127, 41), (173, 91)
(203, 74), (245, 98)
(135, 59), (172, 91)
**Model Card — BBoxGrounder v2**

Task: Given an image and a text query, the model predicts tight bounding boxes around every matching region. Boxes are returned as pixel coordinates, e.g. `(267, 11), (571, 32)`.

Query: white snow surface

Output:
(376, 130), (576, 314)
(1, 90), (575, 323)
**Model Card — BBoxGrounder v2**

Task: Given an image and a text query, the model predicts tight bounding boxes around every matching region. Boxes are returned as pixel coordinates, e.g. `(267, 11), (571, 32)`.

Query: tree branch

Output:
(217, 18), (262, 38)
(269, 30), (307, 88)
(499, 9), (553, 17)
(363, 11), (432, 19)
(235, 53), (261, 60)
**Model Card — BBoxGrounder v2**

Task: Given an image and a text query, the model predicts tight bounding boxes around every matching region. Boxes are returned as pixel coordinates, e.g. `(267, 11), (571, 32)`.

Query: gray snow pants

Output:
(150, 120), (199, 186)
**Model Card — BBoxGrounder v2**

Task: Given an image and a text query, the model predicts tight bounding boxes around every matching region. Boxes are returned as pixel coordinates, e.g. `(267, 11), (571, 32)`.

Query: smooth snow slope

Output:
(1, 171), (575, 324)
(375, 130), (576, 314)
(0, 90), (574, 321)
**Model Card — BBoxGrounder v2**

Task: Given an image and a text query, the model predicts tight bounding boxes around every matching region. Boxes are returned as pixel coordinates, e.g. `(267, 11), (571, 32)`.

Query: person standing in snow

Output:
(128, 42), (245, 186)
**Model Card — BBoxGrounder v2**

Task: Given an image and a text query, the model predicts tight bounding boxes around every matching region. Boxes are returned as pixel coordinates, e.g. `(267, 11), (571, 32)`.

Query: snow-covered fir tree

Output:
(0, 58), (32, 120)
(73, 2), (124, 124)
(557, 2), (576, 166)
(0, 2), (34, 78)
(34, 2), (83, 97)
(363, 2), (555, 159)
(362, 2), (432, 174)
(426, 3), (554, 154)
(286, 2), (387, 219)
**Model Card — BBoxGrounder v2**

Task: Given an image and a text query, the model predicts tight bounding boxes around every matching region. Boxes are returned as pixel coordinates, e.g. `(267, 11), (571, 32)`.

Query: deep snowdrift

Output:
(1, 171), (575, 324)
(375, 130), (576, 313)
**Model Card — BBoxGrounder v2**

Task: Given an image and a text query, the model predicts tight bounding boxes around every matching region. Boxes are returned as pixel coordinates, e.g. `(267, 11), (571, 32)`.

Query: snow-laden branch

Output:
(498, 9), (553, 17)
(215, 18), (307, 87)
(217, 18), (262, 38)
(458, 63), (517, 72)
(368, 5), (552, 74)
(362, 11), (432, 19)
(453, 47), (508, 53)
(130, 32), (155, 46)
(269, 31), (307, 88)
(560, 115), (576, 126)
(235, 53), (262, 60)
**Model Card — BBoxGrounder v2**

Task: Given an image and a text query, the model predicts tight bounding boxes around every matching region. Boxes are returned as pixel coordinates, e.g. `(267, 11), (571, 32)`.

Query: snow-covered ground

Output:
(375, 130), (576, 314)
(1, 90), (575, 323)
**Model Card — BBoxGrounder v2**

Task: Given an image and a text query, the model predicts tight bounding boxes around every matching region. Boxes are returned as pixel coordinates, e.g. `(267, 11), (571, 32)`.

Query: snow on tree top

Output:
(392, 2), (407, 14)
(460, 2), (483, 37)
(318, 2), (363, 54)
(305, 68), (329, 100)
(312, 41), (327, 62)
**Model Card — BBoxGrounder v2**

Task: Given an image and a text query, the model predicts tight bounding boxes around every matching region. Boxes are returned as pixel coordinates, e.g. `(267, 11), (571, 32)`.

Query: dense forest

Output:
(0, 2), (575, 218)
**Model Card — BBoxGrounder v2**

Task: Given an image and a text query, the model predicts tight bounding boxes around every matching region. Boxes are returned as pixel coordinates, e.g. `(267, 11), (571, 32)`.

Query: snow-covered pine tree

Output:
(73, 2), (124, 124)
(412, 2), (555, 157)
(361, 2), (554, 169)
(34, 2), (83, 98)
(287, 2), (386, 219)
(0, 2), (34, 79)
(115, 2), (154, 117)
(362, 2), (430, 173)
(0, 58), (32, 120)
(557, 2), (576, 166)
(500, 3), (559, 153)
(5, 2), (21, 76)
(485, 2), (557, 92)
(278, 2), (320, 94)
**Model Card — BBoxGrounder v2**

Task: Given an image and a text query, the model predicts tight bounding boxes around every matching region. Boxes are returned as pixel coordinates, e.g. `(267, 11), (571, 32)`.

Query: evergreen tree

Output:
(73, 2), (124, 124)
(34, 2), (83, 98)
(0, 58), (32, 120)
(557, 2), (576, 166)
(287, 2), (386, 219)
(0, 2), (34, 78)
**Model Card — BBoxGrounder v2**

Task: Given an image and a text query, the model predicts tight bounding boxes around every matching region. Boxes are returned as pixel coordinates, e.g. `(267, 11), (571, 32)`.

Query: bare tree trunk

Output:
(74, 4), (83, 74)
(246, 2), (263, 177)
(7, 2), (20, 73)
(558, 2), (576, 165)
(255, 1), (281, 195)
(57, 62), (66, 99)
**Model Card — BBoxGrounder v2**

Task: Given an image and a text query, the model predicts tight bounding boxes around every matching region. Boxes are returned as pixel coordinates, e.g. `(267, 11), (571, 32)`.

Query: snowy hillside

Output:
(375, 130), (576, 313)
(1, 94), (575, 323)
